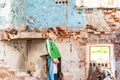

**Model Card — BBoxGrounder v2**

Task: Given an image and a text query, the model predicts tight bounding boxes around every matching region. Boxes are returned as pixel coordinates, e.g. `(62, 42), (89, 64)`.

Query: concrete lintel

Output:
(0, 31), (47, 41)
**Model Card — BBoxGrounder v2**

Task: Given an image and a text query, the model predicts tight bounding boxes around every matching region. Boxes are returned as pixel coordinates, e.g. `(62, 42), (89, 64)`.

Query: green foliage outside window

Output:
(91, 46), (109, 54)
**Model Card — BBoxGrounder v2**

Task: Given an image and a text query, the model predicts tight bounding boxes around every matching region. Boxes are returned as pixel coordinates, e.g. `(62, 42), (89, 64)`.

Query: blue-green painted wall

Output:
(26, 0), (86, 28)
(26, 0), (66, 28)
(0, 0), (86, 29)
(11, 0), (25, 27)
(68, 0), (86, 27)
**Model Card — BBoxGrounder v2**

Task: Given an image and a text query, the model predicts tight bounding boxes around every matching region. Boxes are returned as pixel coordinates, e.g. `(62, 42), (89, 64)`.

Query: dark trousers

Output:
(54, 73), (58, 80)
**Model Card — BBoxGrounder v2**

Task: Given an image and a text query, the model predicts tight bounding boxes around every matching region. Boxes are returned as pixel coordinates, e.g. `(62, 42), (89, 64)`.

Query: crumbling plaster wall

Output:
(56, 33), (117, 80)
(11, 0), (25, 27)
(57, 42), (84, 80)
(0, 0), (120, 80)
(25, 0), (86, 28)
(27, 39), (47, 79)
(0, 39), (48, 79)
(0, 40), (27, 71)
(86, 9), (120, 31)
(0, 0), (25, 29)
(0, 0), (11, 29)
(0, 0), (86, 29)
(115, 29), (120, 80)
(0, 38), (90, 80)
(86, 9), (120, 80)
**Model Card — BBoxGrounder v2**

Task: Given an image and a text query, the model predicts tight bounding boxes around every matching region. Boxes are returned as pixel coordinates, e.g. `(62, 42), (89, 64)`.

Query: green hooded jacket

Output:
(46, 39), (61, 59)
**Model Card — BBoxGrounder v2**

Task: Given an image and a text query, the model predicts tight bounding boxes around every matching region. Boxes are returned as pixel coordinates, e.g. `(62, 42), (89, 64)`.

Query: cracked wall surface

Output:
(0, 40), (27, 71)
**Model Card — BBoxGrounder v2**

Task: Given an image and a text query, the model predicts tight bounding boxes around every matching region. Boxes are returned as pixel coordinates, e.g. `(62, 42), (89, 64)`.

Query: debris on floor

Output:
(87, 66), (115, 80)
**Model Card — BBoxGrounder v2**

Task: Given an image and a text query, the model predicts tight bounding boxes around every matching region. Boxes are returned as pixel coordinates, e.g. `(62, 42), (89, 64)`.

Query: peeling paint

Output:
(68, 0), (86, 27)
(0, 0), (11, 29)
(26, 0), (66, 28)
(11, 0), (25, 27)
(0, 2), (5, 8)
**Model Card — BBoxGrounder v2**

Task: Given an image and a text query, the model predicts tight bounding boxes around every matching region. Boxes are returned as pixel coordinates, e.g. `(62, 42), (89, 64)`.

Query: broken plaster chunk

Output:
(27, 17), (35, 24)
(87, 29), (94, 32)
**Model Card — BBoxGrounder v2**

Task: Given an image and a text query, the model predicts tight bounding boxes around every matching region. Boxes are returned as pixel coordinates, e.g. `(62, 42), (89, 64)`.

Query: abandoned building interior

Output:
(0, 0), (120, 80)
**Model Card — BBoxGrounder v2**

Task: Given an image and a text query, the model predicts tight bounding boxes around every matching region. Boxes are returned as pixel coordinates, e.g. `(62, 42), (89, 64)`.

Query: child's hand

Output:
(53, 58), (59, 64)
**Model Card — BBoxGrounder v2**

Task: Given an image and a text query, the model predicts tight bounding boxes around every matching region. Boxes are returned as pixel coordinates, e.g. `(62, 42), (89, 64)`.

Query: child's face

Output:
(48, 32), (57, 40)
